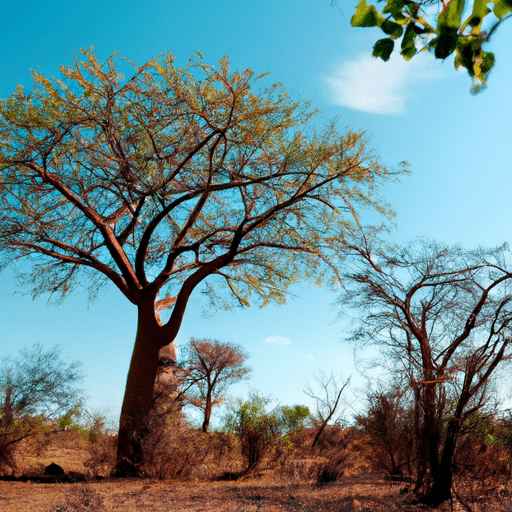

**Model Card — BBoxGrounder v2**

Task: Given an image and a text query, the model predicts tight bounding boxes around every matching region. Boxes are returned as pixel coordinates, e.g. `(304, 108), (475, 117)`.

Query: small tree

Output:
(275, 404), (310, 434)
(356, 387), (415, 477)
(180, 338), (251, 432)
(304, 370), (350, 448)
(0, 343), (84, 472)
(223, 393), (280, 472)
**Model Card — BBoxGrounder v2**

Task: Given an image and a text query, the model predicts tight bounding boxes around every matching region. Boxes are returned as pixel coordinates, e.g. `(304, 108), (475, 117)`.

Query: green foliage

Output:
(56, 407), (82, 431)
(223, 393), (276, 436)
(401, 23), (419, 59)
(0, 49), (396, 311)
(350, 0), (512, 93)
(352, 0), (385, 27)
(461, 411), (508, 450)
(276, 404), (310, 434)
(373, 38), (395, 61)
(223, 393), (277, 471)
(223, 394), (310, 471)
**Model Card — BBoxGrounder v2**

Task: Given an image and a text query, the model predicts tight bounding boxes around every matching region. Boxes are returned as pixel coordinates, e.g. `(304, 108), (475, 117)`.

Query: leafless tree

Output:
(341, 237), (512, 505)
(304, 370), (350, 448)
(179, 338), (251, 432)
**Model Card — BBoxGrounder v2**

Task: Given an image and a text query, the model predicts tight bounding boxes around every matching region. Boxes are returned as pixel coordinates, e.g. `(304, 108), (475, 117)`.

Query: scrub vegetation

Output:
(2, 337), (512, 511)
(3, 15), (512, 507)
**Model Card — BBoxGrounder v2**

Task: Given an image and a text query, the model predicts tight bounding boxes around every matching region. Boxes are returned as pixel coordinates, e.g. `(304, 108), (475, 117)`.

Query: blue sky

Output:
(1, 0), (512, 426)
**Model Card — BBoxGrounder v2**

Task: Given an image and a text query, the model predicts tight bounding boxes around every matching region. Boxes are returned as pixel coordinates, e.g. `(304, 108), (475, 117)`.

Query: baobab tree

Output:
(342, 237), (512, 505)
(0, 50), (398, 476)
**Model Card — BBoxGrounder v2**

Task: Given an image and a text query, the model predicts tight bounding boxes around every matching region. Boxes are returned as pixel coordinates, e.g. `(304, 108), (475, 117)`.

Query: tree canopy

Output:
(350, 0), (512, 93)
(180, 338), (251, 432)
(0, 50), (398, 475)
(341, 237), (512, 504)
(0, 50), (397, 313)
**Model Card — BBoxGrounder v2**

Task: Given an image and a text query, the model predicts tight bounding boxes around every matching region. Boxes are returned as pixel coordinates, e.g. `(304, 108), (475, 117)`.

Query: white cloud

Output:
(323, 51), (442, 115)
(304, 352), (315, 361)
(264, 336), (291, 346)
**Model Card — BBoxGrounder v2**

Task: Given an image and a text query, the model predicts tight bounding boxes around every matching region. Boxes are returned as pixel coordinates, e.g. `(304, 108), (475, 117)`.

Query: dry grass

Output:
(0, 476), (418, 512)
(18, 430), (90, 477)
(3, 475), (512, 512)
(2, 427), (512, 511)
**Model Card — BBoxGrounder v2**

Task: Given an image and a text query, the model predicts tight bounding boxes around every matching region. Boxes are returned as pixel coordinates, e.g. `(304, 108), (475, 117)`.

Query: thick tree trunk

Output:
(423, 419), (460, 506)
(114, 302), (168, 477)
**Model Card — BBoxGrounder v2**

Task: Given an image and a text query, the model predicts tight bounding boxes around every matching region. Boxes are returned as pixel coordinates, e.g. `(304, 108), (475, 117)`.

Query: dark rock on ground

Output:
(45, 462), (65, 476)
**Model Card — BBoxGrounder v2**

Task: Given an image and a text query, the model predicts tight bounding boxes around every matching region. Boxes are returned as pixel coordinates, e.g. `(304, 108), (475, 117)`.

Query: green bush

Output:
(223, 393), (310, 473)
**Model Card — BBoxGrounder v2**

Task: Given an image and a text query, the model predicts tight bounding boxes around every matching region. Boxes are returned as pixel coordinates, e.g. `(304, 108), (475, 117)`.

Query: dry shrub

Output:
(279, 426), (361, 484)
(136, 400), (210, 479)
(142, 422), (209, 479)
(0, 436), (16, 475)
(0, 416), (54, 475)
(356, 390), (415, 479)
(82, 415), (117, 478)
(86, 399), (241, 481)
(314, 454), (347, 484)
(447, 413), (512, 504)
(311, 423), (344, 451)
(275, 427), (371, 484)
(51, 485), (105, 511)
(202, 431), (242, 479)
(312, 427), (361, 485)
(83, 434), (117, 478)
(280, 458), (311, 481)
(206, 431), (238, 461)
(454, 438), (512, 501)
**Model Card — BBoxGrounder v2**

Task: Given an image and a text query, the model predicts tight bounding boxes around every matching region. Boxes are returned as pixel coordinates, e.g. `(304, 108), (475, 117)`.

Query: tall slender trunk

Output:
(113, 262), (218, 476)
(202, 390), (212, 433)
(1, 386), (13, 429)
(413, 383), (427, 491)
(114, 302), (169, 477)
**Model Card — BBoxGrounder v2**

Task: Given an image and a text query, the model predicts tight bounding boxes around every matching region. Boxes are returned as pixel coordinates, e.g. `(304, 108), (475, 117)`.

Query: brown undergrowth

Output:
(2, 475), (512, 512)
(0, 477), (413, 512)
(1, 425), (512, 511)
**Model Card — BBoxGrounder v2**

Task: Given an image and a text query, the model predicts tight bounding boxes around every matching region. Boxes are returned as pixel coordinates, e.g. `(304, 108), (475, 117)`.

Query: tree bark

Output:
(1, 386), (13, 429)
(424, 388), (468, 506)
(202, 389), (212, 433)
(423, 419), (460, 506)
(114, 302), (169, 477)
